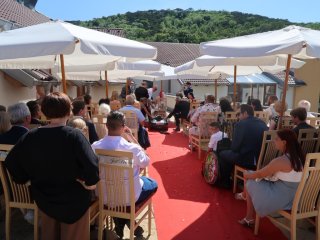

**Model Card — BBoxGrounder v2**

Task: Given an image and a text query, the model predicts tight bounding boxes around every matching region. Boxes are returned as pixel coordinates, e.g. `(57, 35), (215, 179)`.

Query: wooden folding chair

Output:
(110, 100), (122, 111)
(121, 110), (139, 140)
(233, 130), (280, 193)
(277, 116), (294, 129)
(95, 149), (153, 240)
(28, 124), (41, 130)
(92, 114), (108, 139)
(297, 128), (320, 155)
(254, 153), (320, 240)
(0, 144), (39, 240)
(224, 111), (238, 141)
(254, 111), (269, 124)
(190, 112), (218, 159)
(307, 117), (320, 129)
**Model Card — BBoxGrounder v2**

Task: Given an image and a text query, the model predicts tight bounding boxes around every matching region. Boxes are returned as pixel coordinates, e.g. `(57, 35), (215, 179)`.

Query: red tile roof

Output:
(91, 28), (126, 38)
(145, 42), (200, 67)
(0, 0), (50, 27)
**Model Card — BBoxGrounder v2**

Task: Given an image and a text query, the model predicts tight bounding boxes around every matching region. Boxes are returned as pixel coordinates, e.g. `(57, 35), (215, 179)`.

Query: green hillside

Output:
(69, 9), (320, 43)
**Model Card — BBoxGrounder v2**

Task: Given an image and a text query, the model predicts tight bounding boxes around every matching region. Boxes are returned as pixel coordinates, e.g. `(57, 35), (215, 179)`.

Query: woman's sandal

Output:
(235, 192), (247, 201)
(238, 218), (255, 227)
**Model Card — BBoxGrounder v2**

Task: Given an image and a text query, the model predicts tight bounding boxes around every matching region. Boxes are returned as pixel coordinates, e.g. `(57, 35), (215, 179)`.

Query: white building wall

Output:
(276, 85), (295, 109)
(0, 72), (36, 107)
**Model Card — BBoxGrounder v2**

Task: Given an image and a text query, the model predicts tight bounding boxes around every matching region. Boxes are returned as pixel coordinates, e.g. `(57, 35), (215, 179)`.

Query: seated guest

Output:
(92, 111), (158, 239)
(98, 98), (110, 106)
(0, 103), (30, 145)
(219, 98), (234, 114)
(67, 117), (89, 140)
(0, 111), (11, 134)
(269, 101), (288, 130)
(72, 100), (99, 144)
(166, 96), (190, 131)
(189, 94), (220, 136)
(208, 122), (227, 152)
(27, 100), (43, 125)
(98, 103), (111, 116)
(120, 95), (145, 126)
(219, 104), (268, 188)
(251, 99), (263, 111)
(290, 107), (314, 136)
(265, 95), (278, 120)
(0, 105), (6, 112)
(5, 92), (99, 240)
(239, 129), (304, 226)
(298, 99), (314, 118)
(84, 94), (94, 118)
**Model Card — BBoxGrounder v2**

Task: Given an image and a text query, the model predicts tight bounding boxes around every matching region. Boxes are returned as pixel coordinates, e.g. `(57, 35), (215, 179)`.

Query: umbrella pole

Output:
(215, 79), (217, 101)
(59, 54), (67, 94)
(233, 65), (237, 109)
(279, 54), (292, 129)
(161, 80), (163, 92)
(105, 71), (109, 98)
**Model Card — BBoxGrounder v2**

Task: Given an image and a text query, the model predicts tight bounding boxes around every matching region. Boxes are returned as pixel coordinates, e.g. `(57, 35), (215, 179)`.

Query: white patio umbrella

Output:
(200, 25), (320, 126)
(0, 20), (157, 93)
(175, 55), (305, 103)
(55, 60), (162, 97)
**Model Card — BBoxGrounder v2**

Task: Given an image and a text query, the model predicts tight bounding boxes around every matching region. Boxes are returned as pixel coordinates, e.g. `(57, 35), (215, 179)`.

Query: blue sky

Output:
(36, 0), (320, 23)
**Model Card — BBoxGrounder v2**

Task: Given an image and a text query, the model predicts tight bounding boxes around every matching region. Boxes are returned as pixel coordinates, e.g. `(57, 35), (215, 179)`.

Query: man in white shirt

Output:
(92, 111), (157, 239)
(208, 122), (227, 152)
(147, 85), (157, 100)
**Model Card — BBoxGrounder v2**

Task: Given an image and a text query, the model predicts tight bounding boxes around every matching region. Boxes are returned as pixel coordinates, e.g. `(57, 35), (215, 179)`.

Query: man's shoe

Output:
(174, 127), (180, 131)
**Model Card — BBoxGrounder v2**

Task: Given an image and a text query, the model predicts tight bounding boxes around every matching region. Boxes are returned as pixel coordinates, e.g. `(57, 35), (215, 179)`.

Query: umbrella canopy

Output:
(54, 60), (162, 81)
(200, 25), (320, 59)
(0, 20), (157, 62)
(175, 55), (305, 76)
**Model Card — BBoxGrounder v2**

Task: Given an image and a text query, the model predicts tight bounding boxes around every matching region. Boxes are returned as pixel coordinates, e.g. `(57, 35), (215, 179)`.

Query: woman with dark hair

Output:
(5, 92), (99, 240)
(239, 129), (305, 226)
(219, 98), (234, 113)
(251, 99), (263, 111)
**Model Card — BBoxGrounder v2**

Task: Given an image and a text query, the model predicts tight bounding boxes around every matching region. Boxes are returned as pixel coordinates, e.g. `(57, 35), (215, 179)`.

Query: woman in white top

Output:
(239, 129), (305, 226)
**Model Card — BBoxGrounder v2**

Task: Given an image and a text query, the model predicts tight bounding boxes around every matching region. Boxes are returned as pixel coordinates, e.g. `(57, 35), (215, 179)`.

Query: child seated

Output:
(208, 122), (227, 152)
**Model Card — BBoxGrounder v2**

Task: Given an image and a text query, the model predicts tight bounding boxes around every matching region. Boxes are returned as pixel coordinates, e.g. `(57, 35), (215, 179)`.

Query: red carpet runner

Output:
(146, 126), (287, 240)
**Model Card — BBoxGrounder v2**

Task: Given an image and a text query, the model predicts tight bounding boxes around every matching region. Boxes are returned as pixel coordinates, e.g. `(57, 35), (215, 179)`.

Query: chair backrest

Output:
(29, 124), (41, 130)
(110, 100), (122, 111)
(95, 149), (135, 217)
(277, 116), (294, 130)
(297, 128), (320, 155)
(91, 114), (108, 139)
(306, 117), (320, 129)
(224, 111), (238, 140)
(291, 153), (320, 217)
(121, 110), (139, 139)
(256, 130), (281, 169)
(254, 111), (268, 124)
(0, 144), (35, 207)
(190, 101), (200, 111)
(198, 112), (219, 138)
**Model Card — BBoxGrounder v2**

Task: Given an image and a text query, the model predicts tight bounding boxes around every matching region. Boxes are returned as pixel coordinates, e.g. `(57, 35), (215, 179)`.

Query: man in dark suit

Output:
(134, 81), (149, 101)
(72, 100), (99, 144)
(219, 104), (268, 187)
(290, 107), (314, 136)
(0, 103), (31, 145)
(166, 96), (190, 131)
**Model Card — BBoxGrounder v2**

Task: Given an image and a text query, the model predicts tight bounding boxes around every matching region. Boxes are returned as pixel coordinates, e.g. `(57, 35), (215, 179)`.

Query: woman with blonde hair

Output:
(67, 117), (89, 141)
(269, 101), (288, 130)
